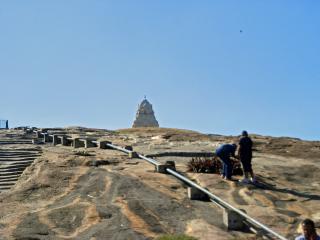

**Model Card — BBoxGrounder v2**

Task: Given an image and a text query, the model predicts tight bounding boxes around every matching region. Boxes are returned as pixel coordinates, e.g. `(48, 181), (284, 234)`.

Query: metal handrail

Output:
(137, 154), (160, 166)
(166, 168), (287, 240)
(105, 143), (131, 154)
(98, 140), (287, 239)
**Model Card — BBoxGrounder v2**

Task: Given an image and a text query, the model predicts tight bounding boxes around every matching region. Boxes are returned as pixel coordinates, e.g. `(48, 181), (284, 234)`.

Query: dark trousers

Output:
(220, 156), (233, 179)
(240, 155), (252, 172)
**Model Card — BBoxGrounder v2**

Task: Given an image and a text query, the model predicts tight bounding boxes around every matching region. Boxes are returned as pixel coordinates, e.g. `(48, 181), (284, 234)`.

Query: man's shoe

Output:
(238, 178), (250, 184)
(250, 177), (257, 183)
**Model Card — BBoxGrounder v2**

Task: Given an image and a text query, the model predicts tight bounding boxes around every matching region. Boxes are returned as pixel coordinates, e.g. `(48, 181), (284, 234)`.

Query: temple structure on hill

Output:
(132, 97), (159, 128)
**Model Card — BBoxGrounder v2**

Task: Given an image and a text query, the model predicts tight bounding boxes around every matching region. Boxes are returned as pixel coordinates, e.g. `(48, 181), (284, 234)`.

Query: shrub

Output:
(187, 157), (220, 173)
(187, 157), (243, 176)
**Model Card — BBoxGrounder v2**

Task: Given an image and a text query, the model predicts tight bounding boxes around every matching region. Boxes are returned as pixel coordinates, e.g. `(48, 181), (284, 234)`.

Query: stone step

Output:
(0, 155), (38, 159)
(0, 156), (37, 158)
(0, 160), (34, 166)
(0, 149), (40, 152)
(0, 160), (34, 164)
(0, 167), (25, 172)
(0, 182), (15, 186)
(0, 158), (36, 162)
(0, 161), (32, 166)
(0, 178), (18, 183)
(0, 151), (39, 153)
(0, 142), (32, 145)
(0, 152), (39, 155)
(0, 190), (11, 192)
(0, 157), (37, 160)
(0, 165), (30, 170)
(0, 161), (35, 165)
(0, 164), (28, 169)
(0, 171), (23, 175)
(0, 140), (32, 143)
(0, 174), (21, 179)
(0, 160), (36, 163)
(2, 158), (35, 162)
(0, 151), (39, 154)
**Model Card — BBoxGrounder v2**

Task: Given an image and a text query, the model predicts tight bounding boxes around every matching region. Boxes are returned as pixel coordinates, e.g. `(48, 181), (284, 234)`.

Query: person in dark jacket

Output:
(215, 143), (237, 180)
(295, 219), (320, 240)
(238, 130), (256, 183)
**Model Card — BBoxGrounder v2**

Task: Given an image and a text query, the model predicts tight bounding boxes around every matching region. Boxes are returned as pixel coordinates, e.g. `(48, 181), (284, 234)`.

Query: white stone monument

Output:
(132, 98), (159, 128)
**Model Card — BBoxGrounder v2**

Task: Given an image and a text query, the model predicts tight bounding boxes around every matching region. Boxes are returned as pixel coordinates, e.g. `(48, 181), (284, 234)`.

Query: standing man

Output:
(295, 219), (320, 240)
(215, 143), (237, 180)
(238, 130), (256, 183)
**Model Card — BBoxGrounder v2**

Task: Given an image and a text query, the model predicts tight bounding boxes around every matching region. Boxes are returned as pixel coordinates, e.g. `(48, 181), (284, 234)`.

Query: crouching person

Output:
(215, 143), (237, 181)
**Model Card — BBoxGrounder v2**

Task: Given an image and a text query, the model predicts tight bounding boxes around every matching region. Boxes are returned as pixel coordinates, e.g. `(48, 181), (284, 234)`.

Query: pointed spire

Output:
(132, 98), (159, 128)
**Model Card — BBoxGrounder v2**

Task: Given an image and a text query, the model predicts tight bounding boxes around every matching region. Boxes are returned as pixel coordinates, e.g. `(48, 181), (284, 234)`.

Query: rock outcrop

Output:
(132, 98), (159, 128)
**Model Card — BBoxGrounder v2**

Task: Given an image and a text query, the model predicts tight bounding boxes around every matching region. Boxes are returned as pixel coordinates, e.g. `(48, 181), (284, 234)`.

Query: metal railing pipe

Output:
(137, 154), (160, 165)
(106, 143), (131, 154)
(166, 168), (287, 240)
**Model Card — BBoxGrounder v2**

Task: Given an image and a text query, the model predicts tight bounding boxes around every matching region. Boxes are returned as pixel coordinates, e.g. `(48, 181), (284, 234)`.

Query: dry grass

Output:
(156, 234), (198, 240)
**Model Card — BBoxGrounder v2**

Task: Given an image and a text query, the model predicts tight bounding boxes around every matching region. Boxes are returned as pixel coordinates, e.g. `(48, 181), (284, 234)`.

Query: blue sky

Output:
(0, 1), (319, 140)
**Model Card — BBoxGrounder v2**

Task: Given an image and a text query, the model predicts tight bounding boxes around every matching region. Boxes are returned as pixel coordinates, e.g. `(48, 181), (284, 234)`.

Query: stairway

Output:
(0, 148), (41, 192)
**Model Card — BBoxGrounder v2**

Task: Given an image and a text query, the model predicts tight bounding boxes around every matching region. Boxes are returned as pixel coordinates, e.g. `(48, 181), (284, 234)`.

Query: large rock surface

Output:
(0, 127), (319, 240)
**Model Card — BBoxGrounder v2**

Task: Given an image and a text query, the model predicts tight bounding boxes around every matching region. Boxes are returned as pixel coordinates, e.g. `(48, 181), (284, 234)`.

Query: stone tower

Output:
(132, 98), (159, 128)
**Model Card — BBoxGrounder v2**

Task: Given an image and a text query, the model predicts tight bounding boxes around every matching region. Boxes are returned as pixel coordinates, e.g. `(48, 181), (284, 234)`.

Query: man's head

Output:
(242, 130), (248, 137)
(301, 219), (316, 237)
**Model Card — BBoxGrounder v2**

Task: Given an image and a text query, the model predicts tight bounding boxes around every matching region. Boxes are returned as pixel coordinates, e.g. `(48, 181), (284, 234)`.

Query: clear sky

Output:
(0, 1), (319, 140)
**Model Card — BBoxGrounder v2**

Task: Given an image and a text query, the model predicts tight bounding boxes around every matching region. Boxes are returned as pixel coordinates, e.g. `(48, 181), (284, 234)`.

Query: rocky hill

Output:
(0, 127), (319, 239)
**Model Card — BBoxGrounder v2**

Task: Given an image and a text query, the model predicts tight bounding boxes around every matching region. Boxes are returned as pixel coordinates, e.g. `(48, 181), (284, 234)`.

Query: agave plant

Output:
(187, 156), (243, 176)
(187, 157), (221, 173)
